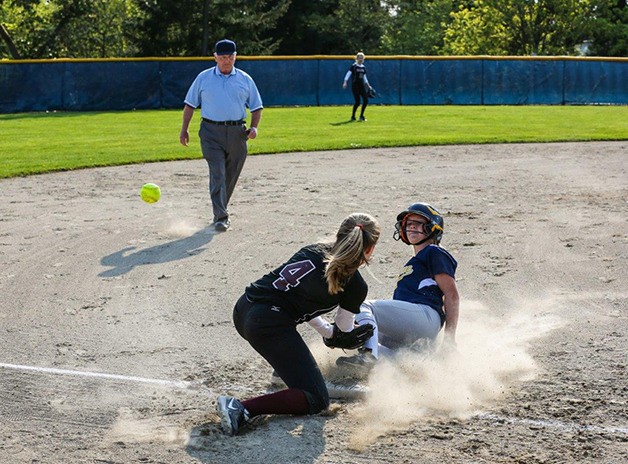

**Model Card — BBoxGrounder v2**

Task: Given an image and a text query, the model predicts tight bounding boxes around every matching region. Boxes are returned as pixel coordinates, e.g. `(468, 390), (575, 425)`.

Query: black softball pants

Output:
(233, 294), (330, 414)
(351, 82), (368, 117)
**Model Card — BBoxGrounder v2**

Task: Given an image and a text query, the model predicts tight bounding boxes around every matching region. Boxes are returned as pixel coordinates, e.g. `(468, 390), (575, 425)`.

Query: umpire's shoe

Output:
(214, 218), (230, 232)
(216, 395), (251, 436)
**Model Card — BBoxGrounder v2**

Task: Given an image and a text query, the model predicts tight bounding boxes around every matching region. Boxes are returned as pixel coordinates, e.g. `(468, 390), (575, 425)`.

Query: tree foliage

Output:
(442, 1), (508, 55)
(0, 0), (626, 59)
(381, 0), (459, 55)
(134, 0), (289, 57)
(443, 0), (594, 56)
(325, 0), (390, 54)
(586, 0), (628, 56)
(57, 0), (145, 57)
(0, 0), (143, 58)
(269, 0), (340, 54)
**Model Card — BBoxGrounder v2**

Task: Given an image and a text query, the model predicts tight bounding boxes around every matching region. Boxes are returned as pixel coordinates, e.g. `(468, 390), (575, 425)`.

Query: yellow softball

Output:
(140, 183), (161, 203)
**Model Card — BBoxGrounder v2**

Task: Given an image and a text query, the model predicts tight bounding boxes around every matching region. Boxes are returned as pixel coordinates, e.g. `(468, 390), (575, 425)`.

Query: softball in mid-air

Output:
(140, 183), (161, 203)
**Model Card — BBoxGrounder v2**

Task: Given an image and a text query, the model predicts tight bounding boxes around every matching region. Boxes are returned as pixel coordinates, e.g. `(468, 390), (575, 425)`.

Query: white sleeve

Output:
(343, 70), (352, 83)
(308, 316), (333, 338)
(334, 307), (356, 332)
(363, 75), (370, 86)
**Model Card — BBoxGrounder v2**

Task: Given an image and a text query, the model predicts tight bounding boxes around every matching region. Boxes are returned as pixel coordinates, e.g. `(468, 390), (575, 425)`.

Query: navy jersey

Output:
(245, 244), (368, 324)
(349, 63), (367, 85)
(393, 245), (457, 319)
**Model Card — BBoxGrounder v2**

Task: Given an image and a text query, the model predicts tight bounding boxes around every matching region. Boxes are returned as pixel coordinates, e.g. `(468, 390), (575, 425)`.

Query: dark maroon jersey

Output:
(245, 244), (367, 323)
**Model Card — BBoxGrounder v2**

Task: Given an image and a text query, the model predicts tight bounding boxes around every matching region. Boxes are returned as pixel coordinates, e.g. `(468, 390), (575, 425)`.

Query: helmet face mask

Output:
(393, 203), (444, 245)
(401, 215), (432, 238)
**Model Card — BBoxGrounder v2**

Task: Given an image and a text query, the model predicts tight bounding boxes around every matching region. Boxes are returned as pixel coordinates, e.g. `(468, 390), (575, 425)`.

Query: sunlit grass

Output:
(1, 105), (626, 178)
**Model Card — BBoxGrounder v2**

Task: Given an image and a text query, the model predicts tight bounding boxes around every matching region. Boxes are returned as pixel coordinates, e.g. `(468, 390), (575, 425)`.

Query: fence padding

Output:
(0, 57), (626, 113)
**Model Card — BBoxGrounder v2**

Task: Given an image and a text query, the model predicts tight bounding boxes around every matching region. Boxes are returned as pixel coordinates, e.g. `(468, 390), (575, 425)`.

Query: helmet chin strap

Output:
(408, 231), (435, 247)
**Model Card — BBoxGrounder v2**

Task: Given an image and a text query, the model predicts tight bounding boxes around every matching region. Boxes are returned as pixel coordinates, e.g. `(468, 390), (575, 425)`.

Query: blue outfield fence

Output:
(0, 56), (626, 113)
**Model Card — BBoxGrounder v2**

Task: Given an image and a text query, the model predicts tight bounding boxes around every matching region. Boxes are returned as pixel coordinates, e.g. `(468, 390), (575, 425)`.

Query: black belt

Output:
(202, 118), (245, 126)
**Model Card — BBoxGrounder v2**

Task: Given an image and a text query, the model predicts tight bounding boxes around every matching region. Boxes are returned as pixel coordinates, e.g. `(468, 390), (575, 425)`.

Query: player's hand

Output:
(342, 82), (347, 90)
(179, 130), (189, 147)
(246, 127), (258, 140)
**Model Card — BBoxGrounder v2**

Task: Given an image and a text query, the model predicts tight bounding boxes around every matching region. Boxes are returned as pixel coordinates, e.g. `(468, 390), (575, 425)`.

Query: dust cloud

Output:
(165, 220), (200, 238)
(344, 298), (563, 449)
(107, 407), (191, 446)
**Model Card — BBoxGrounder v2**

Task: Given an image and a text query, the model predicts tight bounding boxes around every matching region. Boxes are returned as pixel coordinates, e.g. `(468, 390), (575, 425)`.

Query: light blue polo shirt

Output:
(184, 66), (263, 121)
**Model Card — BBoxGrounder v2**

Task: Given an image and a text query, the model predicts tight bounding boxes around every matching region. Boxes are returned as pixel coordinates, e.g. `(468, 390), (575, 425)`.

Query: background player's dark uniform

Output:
(344, 62), (371, 121)
(234, 243), (367, 413)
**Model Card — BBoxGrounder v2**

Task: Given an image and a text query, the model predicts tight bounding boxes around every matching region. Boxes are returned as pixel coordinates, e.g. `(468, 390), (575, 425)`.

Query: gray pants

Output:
(356, 299), (442, 358)
(198, 122), (248, 223)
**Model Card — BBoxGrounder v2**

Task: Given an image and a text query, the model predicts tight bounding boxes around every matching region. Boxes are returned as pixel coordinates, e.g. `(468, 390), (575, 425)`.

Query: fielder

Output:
(337, 202), (460, 368)
(342, 52), (373, 122)
(216, 213), (380, 435)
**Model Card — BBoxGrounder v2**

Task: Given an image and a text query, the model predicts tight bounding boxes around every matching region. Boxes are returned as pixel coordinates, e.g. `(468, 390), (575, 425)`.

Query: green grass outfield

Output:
(1, 105), (627, 178)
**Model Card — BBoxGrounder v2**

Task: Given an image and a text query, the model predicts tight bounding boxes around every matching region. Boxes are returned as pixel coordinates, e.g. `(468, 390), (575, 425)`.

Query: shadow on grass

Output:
(329, 119), (356, 126)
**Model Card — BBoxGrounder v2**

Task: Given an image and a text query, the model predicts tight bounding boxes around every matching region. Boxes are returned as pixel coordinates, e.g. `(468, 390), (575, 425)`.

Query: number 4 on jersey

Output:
(272, 260), (316, 291)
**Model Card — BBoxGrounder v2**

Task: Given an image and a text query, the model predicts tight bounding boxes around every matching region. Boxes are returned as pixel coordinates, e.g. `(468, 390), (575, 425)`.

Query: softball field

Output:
(0, 142), (626, 463)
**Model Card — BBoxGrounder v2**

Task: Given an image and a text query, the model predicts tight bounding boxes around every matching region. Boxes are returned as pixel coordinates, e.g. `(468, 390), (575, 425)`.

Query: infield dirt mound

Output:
(0, 142), (626, 463)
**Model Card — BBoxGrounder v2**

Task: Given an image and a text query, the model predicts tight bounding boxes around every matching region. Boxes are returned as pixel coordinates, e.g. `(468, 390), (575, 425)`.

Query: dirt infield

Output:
(1, 142), (626, 463)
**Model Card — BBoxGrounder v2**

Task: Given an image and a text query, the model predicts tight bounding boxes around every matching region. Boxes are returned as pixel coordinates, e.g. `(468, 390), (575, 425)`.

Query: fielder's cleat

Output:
(359, 116), (366, 122)
(336, 350), (377, 370)
(216, 395), (250, 436)
(214, 219), (230, 232)
(350, 116), (356, 121)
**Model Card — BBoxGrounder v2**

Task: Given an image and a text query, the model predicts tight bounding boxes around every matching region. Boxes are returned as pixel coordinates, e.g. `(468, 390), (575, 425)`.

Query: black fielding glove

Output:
(323, 323), (374, 350)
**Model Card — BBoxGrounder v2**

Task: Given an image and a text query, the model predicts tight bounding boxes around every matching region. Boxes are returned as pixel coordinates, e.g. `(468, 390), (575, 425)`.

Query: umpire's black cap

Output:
(215, 39), (236, 55)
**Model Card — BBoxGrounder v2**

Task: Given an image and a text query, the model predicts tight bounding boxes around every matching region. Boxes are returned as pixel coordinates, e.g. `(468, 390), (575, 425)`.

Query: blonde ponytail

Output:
(325, 213), (380, 294)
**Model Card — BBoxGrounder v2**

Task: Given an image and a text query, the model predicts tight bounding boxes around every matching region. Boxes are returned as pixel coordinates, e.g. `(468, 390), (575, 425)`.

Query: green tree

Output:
(441, 1), (508, 55)
(269, 0), (341, 55)
(380, 0), (459, 55)
(268, 0), (389, 55)
(1, 0), (288, 59)
(135, 0), (289, 57)
(0, 0), (145, 59)
(2, 0), (622, 59)
(134, 0), (204, 56)
(443, 0), (593, 56)
(324, 0), (390, 54)
(55, 0), (145, 57)
(1, 0), (70, 59)
(586, 0), (628, 56)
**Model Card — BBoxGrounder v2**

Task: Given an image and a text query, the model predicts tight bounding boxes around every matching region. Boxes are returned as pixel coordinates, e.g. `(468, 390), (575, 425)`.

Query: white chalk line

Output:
(476, 413), (628, 435)
(0, 362), (192, 390)
(2, 362), (626, 435)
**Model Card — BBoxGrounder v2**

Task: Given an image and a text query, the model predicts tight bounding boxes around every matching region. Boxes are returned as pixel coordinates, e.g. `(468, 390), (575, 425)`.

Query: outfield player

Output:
(342, 52), (373, 122)
(179, 39), (263, 232)
(337, 203), (459, 368)
(216, 213), (380, 435)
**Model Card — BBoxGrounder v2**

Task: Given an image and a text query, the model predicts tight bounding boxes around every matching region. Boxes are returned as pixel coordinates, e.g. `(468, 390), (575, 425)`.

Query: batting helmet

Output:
(394, 202), (444, 245)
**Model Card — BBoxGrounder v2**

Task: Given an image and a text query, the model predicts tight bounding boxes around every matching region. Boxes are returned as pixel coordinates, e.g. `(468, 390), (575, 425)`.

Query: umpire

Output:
(179, 39), (263, 232)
